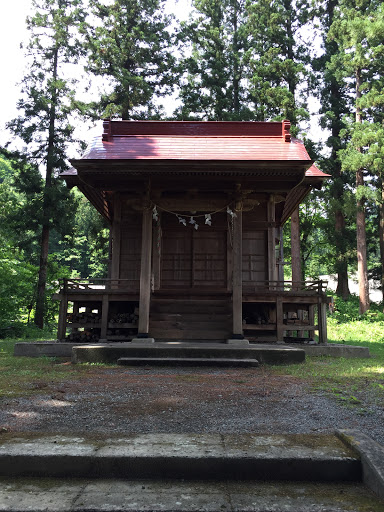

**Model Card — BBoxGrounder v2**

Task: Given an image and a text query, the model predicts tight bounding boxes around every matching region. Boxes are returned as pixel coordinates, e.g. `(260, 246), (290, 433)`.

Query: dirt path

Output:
(1, 366), (384, 444)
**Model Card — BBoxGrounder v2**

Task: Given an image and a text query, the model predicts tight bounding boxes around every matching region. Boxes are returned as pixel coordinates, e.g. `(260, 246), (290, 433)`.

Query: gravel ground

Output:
(1, 365), (384, 445)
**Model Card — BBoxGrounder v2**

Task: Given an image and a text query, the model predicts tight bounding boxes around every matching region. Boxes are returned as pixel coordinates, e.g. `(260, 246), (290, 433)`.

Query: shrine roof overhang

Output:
(63, 120), (330, 221)
(66, 119), (327, 177)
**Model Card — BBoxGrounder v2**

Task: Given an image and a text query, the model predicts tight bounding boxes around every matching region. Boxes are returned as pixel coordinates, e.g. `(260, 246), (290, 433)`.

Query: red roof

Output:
(77, 120), (313, 164)
(67, 121), (329, 180)
(306, 164), (330, 177)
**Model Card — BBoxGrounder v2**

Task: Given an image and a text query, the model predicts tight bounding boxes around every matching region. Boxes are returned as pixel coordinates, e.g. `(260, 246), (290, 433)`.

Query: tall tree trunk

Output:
(34, 47), (58, 328)
(291, 206), (302, 287)
(355, 67), (370, 314)
(379, 179), (384, 306)
(335, 210), (350, 299)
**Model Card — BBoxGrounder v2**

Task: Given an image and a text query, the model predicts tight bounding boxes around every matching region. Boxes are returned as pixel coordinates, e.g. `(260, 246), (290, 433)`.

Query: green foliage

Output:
(84, 0), (177, 120)
(53, 191), (110, 278)
(245, 0), (313, 128)
(176, 0), (313, 126)
(0, 246), (37, 328)
(331, 294), (384, 325)
(176, 0), (251, 120)
(7, 0), (87, 328)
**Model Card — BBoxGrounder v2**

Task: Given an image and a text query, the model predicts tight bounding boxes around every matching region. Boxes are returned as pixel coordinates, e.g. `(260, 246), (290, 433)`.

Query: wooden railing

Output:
(60, 278), (138, 292)
(243, 280), (328, 294)
(60, 278), (327, 295)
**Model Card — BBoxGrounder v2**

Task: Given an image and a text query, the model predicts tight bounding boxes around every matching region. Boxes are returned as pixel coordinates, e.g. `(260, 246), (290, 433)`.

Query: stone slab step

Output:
(0, 478), (382, 512)
(0, 434), (360, 481)
(117, 357), (259, 367)
(71, 343), (306, 365)
(149, 328), (231, 339)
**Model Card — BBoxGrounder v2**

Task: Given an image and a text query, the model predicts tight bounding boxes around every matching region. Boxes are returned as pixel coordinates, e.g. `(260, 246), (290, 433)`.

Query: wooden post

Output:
(278, 227), (284, 282)
(138, 206), (153, 336)
(57, 295), (68, 341)
(267, 195), (277, 285)
(276, 297), (284, 342)
(291, 206), (301, 290)
(152, 215), (161, 290)
(100, 294), (109, 341)
(232, 208), (243, 337)
(308, 305), (315, 340)
(111, 192), (122, 283)
(318, 299), (328, 344)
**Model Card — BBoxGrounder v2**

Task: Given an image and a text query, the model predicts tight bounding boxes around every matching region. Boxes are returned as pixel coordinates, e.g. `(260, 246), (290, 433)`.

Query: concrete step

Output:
(0, 478), (382, 512)
(0, 434), (360, 481)
(1, 432), (384, 511)
(71, 342), (306, 365)
(149, 328), (231, 339)
(117, 357), (259, 367)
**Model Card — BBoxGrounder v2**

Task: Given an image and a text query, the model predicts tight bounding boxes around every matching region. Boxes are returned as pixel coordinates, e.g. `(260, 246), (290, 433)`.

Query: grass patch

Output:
(271, 297), (384, 409)
(0, 339), (93, 397)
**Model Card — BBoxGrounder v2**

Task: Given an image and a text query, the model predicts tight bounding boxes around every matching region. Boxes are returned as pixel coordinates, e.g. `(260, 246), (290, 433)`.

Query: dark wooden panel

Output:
(242, 231), (267, 284)
(243, 206), (267, 225)
(105, 120), (283, 137)
(193, 231), (227, 288)
(161, 226), (227, 289)
(119, 227), (141, 283)
(161, 231), (192, 288)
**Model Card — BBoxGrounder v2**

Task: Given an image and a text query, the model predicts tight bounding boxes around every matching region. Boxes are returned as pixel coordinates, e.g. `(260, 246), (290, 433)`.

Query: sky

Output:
(0, 0), (191, 153)
(0, 1), (33, 148)
(0, 0), (324, 155)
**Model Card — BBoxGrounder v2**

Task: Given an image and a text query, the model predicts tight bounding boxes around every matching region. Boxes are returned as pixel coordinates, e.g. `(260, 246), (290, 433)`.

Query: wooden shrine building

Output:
(56, 120), (329, 344)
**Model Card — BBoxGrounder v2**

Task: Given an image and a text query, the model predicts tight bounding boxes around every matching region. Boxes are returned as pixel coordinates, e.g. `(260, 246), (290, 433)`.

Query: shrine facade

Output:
(56, 120), (329, 344)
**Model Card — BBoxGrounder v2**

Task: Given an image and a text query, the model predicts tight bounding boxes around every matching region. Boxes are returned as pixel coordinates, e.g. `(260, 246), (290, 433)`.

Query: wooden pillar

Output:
(232, 208), (243, 337)
(267, 195), (277, 286)
(291, 206), (301, 289)
(57, 295), (68, 341)
(318, 299), (328, 344)
(138, 207), (153, 336)
(308, 305), (315, 340)
(278, 227), (284, 282)
(152, 215), (161, 291)
(276, 297), (284, 342)
(100, 294), (109, 341)
(111, 192), (122, 283)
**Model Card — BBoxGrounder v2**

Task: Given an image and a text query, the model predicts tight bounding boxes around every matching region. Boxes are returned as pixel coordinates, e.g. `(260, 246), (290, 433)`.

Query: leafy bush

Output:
(331, 295), (384, 323)
(0, 322), (55, 340)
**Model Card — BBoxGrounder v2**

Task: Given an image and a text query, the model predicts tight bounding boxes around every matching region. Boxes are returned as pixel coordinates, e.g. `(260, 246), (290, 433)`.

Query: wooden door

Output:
(161, 227), (227, 289)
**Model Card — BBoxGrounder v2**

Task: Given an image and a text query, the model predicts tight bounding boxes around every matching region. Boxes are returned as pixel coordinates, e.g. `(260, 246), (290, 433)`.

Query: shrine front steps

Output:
(70, 342), (305, 365)
(0, 431), (384, 511)
(149, 298), (232, 340)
